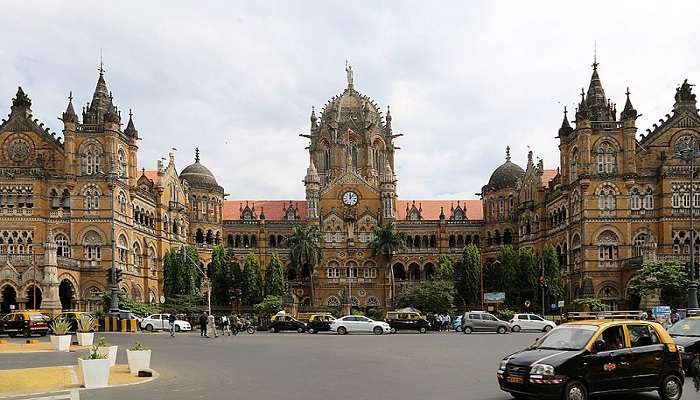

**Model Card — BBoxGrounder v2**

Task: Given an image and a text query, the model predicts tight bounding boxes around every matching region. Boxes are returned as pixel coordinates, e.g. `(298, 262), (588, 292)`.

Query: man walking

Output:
(168, 313), (177, 337)
(207, 313), (219, 338)
(199, 311), (208, 337)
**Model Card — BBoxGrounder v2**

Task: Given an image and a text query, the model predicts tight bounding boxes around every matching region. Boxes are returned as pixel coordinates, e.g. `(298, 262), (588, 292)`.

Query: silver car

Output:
(461, 311), (510, 334)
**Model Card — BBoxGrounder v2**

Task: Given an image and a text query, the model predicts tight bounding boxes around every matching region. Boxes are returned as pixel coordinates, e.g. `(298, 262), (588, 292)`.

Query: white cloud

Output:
(1, 0), (699, 199)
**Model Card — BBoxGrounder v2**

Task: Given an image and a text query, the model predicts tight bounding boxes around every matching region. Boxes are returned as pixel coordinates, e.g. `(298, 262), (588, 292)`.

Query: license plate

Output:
(506, 376), (524, 384)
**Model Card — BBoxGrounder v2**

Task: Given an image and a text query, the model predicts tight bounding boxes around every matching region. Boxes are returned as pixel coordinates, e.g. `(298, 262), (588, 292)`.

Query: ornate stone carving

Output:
(7, 137), (32, 162)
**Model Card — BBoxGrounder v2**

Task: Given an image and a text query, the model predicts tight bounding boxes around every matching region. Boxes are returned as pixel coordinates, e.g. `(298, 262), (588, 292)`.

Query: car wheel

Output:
(419, 327), (427, 334)
(308, 327), (315, 334)
(497, 326), (507, 334)
(390, 328), (396, 334)
(297, 327), (304, 333)
(373, 326), (383, 335)
(145, 324), (154, 332)
(337, 326), (347, 335)
(511, 325), (521, 332)
(543, 325), (553, 332)
(658, 374), (683, 400)
(175, 325), (181, 332)
(463, 326), (472, 334)
(23, 328), (31, 338)
(563, 380), (587, 400)
(269, 327), (276, 333)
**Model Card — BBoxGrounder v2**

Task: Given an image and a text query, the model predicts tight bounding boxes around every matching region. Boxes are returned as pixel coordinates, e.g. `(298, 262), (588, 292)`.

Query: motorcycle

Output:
(233, 318), (256, 335)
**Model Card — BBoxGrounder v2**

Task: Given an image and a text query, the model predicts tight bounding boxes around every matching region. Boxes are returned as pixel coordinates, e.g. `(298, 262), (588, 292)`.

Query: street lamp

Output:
(677, 138), (700, 309)
(97, 167), (119, 315)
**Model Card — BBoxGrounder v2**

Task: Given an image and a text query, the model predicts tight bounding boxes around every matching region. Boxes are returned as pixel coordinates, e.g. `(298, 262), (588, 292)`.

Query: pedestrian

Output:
(199, 311), (208, 337)
(445, 314), (452, 332)
(222, 315), (231, 336)
(208, 313), (219, 338)
(168, 313), (177, 337)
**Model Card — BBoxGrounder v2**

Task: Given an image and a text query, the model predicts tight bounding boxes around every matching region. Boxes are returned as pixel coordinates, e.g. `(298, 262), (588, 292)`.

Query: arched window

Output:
(148, 247), (157, 276)
(351, 144), (358, 169)
(81, 143), (102, 175)
(118, 149), (127, 178)
(642, 187), (654, 210)
(597, 230), (619, 263)
(633, 232), (654, 257)
(118, 192), (127, 214)
(570, 148), (579, 182)
(630, 188), (641, 210)
(55, 233), (70, 257)
(598, 186), (616, 211)
(50, 189), (59, 209)
(326, 296), (340, 307)
(322, 147), (331, 171)
(133, 242), (142, 269)
(60, 189), (70, 209)
(596, 141), (616, 175)
(83, 230), (102, 260)
(117, 235), (128, 267)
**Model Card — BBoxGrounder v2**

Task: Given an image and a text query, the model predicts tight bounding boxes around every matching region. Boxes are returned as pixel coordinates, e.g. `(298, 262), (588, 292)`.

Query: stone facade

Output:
(1, 61), (697, 313)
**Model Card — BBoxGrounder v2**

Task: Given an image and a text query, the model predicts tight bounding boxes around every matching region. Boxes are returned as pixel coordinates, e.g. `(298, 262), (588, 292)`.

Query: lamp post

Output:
(98, 167), (119, 314)
(678, 139), (700, 309)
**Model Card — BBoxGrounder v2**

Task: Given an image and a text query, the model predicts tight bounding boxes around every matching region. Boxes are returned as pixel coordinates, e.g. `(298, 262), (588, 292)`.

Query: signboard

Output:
(652, 306), (671, 325)
(558, 300), (565, 308)
(551, 303), (557, 311)
(484, 292), (506, 303)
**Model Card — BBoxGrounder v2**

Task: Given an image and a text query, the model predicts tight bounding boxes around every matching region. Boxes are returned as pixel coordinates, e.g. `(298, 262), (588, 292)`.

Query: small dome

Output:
(485, 147), (524, 191)
(180, 148), (219, 188)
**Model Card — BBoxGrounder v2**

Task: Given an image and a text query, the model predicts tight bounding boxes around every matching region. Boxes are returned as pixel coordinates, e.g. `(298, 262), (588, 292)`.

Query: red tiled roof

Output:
(142, 170), (160, 184)
(541, 169), (557, 186)
(396, 200), (483, 220)
(224, 200), (307, 220)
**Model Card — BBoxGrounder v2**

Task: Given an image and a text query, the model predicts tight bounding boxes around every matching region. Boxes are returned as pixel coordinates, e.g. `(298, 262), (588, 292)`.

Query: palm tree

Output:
(369, 223), (406, 307)
(285, 224), (322, 307)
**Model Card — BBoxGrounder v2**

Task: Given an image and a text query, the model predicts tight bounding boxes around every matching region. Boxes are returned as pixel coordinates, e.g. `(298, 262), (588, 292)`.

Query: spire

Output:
(10, 86), (32, 117)
(558, 106), (573, 136)
(62, 91), (79, 123)
(124, 109), (138, 137)
(621, 87), (638, 119)
(576, 88), (590, 120)
(310, 106), (317, 127)
(84, 61), (113, 124)
(439, 206), (445, 220)
(305, 155), (320, 184)
(385, 105), (393, 134)
(505, 146), (511, 162)
(194, 147), (200, 163)
(585, 55), (613, 121)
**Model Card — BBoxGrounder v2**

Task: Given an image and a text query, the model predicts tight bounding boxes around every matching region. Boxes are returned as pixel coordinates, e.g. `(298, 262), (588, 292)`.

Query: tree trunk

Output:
(388, 256), (395, 308)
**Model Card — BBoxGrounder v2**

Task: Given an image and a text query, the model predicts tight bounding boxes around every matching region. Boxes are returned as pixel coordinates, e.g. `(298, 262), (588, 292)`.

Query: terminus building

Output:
(0, 61), (698, 314)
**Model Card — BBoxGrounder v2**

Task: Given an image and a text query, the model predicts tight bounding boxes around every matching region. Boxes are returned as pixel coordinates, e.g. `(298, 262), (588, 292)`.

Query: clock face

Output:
(342, 191), (358, 206)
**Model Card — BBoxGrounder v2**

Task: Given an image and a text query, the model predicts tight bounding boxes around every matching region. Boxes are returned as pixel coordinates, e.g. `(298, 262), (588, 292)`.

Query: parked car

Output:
(385, 310), (430, 333)
(2, 310), (49, 337)
(330, 315), (391, 335)
(509, 313), (556, 333)
(268, 315), (306, 333)
(497, 320), (685, 400)
(140, 313), (191, 332)
(306, 313), (335, 334)
(54, 311), (94, 332)
(668, 315), (700, 372)
(118, 309), (143, 323)
(461, 311), (510, 334)
(453, 315), (462, 332)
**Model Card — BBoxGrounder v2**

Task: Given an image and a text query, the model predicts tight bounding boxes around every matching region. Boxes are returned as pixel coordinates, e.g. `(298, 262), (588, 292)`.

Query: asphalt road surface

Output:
(1, 330), (697, 400)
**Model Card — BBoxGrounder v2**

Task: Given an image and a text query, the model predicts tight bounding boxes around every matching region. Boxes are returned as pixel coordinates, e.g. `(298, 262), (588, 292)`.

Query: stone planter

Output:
(79, 358), (110, 388)
(50, 335), (72, 352)
(126, 349), (151, 375)
(76, 332), (94, 347)
(97, 345), (118, 366)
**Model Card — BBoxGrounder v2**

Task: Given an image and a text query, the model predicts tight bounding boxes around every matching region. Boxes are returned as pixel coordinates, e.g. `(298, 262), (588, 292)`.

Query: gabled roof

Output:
(396, 200), (483, 220)
(541, 169), (557, 186)
(224, 200), (308, 221)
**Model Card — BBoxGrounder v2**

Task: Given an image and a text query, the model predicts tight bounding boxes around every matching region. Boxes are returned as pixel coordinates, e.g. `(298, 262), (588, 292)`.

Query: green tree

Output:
(395, 280), (454, 315)
(101, 291), (157, 316)
(516, 248), (539, 308)
(435, 254), (454, 281)
(496, 246), (519, 305)
(369, 223), (406, 306)
(629, 261), (689, 306)
(211, 247), (239, 306)
(163, 246), (200, 298)
(253, 295), (282, 325)
(285, 224), (322, 303)
(454, 244), (481, 309)
(541, 244), (564, 300)
(242, 253), (263, 305)
(573, 297), (606, 312)
(265, 252), (285, 297)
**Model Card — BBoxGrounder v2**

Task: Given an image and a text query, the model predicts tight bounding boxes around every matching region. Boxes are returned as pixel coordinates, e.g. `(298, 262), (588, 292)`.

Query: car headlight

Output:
(499, 359), (508, 370)
(530, 364), (554, 376)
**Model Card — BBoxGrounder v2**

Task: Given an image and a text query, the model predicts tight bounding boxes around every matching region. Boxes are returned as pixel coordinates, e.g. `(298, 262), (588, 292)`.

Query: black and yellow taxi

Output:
(385, 310), (431, 333)
(54, 311), (94, 332)
(268, 314), (306, 333)
(497, 320), (684, 400)
(668, 315), (700, 372)
(1, 310), (50, 337)
(306, 313), (335, 334)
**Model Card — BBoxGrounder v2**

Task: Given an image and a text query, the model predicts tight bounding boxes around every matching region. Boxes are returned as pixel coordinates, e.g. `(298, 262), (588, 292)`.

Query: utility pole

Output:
(99, 166), (119, 315)
(540, 259), (546, 318)
(181, 246), (211, 315)
(680, 139), (700, 309)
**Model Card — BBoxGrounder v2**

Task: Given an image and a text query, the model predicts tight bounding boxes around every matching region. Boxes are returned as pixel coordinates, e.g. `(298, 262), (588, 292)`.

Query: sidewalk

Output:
(0, 364), (156, 398)
(0, 342), (87, 354)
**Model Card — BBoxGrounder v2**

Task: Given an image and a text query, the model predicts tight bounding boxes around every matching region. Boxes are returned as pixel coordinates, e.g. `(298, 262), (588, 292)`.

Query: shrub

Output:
(129, 341), (149, 351)
(50, 317), (70, 336)
(76, 314), (97, 333)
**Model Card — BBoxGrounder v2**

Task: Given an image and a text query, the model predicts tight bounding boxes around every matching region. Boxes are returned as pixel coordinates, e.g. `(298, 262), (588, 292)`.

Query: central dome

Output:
(180, 148), (219, 189)
(486, 147), (524, 191)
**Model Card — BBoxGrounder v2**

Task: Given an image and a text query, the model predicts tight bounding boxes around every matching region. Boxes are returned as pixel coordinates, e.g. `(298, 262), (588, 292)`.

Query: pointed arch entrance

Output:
(1, 285), (17, 313)
(59, 279), (76, 310)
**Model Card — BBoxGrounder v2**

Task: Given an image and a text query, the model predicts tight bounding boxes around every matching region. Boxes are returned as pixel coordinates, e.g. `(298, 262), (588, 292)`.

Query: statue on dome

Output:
(345, 60), (353, 87)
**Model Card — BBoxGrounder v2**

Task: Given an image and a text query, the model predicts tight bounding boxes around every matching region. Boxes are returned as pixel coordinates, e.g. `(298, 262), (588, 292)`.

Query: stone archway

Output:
(59, 278), (77, 310)
(1, 284), (17, 313)
(26, 285), (42, 310)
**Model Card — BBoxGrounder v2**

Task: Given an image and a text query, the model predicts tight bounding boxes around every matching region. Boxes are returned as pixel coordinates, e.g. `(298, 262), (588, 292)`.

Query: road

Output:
(1, 331), (697, 400)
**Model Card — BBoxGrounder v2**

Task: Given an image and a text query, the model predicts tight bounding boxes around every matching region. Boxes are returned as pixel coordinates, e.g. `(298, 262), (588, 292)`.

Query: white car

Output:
(508, 313), (555, 332)
(330, 315), (391, 335)
(140, 313), (191, 332)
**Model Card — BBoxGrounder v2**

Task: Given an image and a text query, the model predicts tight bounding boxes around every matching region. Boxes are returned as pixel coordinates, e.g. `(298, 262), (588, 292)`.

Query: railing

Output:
(49, 209), (68, 218)
(671, 208), (700, 217)
(0, 254), (43, 266)
(631, 209), (655, 218)
(57, 256), (80, 268)
(567, 310), (643, 320)
(591, 121), (623, 130)
(599, 261), (618, 269)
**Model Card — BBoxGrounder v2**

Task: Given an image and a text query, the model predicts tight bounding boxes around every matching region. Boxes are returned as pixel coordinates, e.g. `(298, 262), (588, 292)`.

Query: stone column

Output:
(41, 234), (61, 314)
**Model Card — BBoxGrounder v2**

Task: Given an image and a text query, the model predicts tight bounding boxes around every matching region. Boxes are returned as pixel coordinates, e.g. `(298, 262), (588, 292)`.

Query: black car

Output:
(385, 311), (430, 333)
(1, 311), (50, 337)
(306, 313), (335, 334)
(497, 320), (684, 400)
(268, 315), (306, 333)
(668, 316), (700, 372)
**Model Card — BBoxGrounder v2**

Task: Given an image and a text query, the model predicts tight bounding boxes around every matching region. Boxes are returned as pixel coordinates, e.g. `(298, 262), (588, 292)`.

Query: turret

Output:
(380, 160), (396, 219)
(124, 109), (138, 138)
(304, 156), (320, 220)
(10, 87), (31, 119)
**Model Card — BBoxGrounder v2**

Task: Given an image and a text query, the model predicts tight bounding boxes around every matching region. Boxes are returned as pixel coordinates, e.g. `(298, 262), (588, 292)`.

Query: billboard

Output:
(484, 292), (506, 303)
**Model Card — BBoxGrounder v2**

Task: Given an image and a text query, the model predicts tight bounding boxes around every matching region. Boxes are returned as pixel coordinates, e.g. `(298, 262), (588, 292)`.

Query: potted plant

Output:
(95, 336), (118, 366)
(76, 314), (97, 346)
(126, 341), (151, 375)
(49, 317), (72, 352)
(79, 344), (110, 388)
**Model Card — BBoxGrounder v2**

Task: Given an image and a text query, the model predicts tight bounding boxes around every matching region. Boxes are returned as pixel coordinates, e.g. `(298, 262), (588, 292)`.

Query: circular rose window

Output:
(7, 138), (32, 162)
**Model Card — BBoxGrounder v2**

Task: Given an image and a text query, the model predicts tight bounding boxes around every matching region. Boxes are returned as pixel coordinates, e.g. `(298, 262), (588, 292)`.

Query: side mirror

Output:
(593, 339), (606, 353)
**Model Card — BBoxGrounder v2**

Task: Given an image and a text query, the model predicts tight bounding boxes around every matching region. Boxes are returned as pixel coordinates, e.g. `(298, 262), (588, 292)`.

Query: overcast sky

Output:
(1, 1), (698, 200)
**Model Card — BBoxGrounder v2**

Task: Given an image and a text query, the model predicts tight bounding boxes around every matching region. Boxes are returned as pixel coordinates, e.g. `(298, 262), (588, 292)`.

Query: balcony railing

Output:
(591, 121), (623, 130)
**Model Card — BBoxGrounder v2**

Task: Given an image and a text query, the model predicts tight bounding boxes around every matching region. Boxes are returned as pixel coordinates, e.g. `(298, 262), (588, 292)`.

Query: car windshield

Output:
(532, 325), (598, 350)
(668, 319), (700, 337)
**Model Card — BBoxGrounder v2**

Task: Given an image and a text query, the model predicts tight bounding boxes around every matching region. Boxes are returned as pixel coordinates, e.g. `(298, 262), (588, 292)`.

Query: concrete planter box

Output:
(126, 349), (151, 375)
(50, 335), (72, 352)
(79, 358), (110, 388)
(97, 345), (118, 366)
(76, 332), (94, 347)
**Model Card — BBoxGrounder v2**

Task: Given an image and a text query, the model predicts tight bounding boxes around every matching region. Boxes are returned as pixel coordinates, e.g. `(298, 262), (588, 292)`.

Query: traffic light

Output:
(115, 269), (123, 283)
